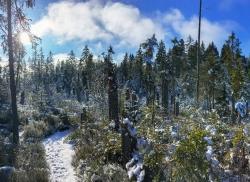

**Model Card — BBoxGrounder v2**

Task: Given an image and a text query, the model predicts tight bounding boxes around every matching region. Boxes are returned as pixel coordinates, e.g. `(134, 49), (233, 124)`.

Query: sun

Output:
(19, 32), (31, 45)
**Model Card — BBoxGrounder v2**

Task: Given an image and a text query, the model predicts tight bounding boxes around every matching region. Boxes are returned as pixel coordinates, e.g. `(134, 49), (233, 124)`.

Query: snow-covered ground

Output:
(43, 130), (77, 182)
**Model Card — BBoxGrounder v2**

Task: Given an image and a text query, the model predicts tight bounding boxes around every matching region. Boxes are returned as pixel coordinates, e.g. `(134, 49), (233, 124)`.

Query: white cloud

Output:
(163, 9), (231, 46)
(31, 0), (165, 47)
(31, 1), (233, 51)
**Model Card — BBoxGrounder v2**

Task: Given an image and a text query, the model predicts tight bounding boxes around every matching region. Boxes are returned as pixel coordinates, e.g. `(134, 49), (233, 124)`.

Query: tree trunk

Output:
(212, 86), (215, 109)
(162, 75), (169, 113)
(231, 95), (236, 123)
(7, 0), (19, 146)
(175, 96), (179, 116)
(121, 124), (131, 165)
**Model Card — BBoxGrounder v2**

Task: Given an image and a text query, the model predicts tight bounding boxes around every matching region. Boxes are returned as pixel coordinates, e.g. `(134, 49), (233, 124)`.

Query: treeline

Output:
(0, 32), (249, 120)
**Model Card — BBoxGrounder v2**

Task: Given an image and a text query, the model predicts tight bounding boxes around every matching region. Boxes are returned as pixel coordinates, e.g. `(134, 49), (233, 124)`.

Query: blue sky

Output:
(24, 0), (250, 62)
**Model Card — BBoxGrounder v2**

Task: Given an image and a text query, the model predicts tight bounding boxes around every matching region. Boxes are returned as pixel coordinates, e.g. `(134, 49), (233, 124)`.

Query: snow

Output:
(123, 118), (131, 125)
(126, 158), (135, 169)
(19, 130), (24, 142)
(123, 118), (137, 137)
(206, 146), (213, 161)
(204, 136), (213, 145)
(155, 128), (165, 132)
(171, 131), (177, 138)
(205, 125), (217, 135)
(243, 127), (248, 136)
(169, 125), (179, 138)
(137, 137), (148, 152)
(43, 130), (77, 182)
(235, 102), (247, 117)
(127, 162), (144, 182)
(211, 157), (219, 166)
(138, 170), (145, 182)
(124, 118), (146, 182)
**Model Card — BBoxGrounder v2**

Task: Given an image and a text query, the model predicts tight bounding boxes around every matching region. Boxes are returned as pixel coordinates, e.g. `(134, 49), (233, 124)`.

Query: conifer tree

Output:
(133, 47), (144, 92)
(105, 46), (119, 130)
(141, 34), (158, 105)
(200, 42), (219, 110)
(120, 53), (129, 84)
(155, 40), (169, 112)
(221, 32), (244, 119)
(63, 50), (76, 97)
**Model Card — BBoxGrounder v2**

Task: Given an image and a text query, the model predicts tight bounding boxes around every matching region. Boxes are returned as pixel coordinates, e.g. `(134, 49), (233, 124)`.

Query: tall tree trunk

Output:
(15, 55), (21, 94)
(7, 0), (19, 145)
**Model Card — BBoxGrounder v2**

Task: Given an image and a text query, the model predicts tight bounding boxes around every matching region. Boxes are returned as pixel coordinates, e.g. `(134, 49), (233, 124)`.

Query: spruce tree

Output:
(120, 53), (129, 84)
(141, 34), (158, 105)
(221, 32), (244, 119)
(133, 47), (144, 92)
(105, 46), (119, 130)
(155, 40), (169, 112)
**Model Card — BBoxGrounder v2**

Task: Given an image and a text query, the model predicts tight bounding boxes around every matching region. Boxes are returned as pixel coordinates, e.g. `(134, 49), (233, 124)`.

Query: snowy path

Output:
(43, 130), (77, 182)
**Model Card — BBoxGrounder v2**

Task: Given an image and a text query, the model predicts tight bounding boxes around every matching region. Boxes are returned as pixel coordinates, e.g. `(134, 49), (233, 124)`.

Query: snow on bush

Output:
(235, 102), (247, 117)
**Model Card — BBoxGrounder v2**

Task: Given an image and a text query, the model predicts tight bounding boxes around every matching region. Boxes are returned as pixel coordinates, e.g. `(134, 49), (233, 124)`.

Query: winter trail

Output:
(43, 130), (77, 182)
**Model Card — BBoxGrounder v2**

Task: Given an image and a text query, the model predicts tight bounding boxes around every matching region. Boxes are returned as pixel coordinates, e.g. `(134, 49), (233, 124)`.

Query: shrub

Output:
(173, 127), (209, 181)
(23, 122), (49, 141)
(10, 143), (49, 182)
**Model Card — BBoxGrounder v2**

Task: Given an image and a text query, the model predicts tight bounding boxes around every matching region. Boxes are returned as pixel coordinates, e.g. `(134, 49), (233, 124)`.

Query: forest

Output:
(0, 0), (250, 182)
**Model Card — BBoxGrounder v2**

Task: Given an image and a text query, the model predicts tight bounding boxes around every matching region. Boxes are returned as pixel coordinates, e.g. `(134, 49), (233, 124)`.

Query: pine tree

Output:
(155, 40), (169, 112)
(221, 32), (244, 119)
(78, 46), (93, 101)
(105, 46), (119, 130)
(141, 34), (158, 105)
(133, 47), (144, 92)
(201, 42), (219, 110)
(85, 50), (94, 92)
(170, 38), (186, 115)
(128, 54), (134, 80)
(120, 53), (129, 84)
